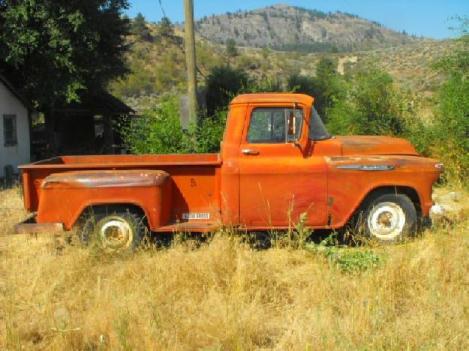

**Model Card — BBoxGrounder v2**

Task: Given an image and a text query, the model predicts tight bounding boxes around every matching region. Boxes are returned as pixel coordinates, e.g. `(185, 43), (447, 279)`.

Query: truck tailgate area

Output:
(19, 154), (222, 230)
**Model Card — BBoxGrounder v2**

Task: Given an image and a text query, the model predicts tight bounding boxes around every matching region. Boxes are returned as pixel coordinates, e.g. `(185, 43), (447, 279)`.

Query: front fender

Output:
(326, 156), (441, 228)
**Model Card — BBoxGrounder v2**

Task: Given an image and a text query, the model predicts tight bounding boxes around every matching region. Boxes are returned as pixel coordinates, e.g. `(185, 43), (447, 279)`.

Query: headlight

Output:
(434, 163), (444, 172)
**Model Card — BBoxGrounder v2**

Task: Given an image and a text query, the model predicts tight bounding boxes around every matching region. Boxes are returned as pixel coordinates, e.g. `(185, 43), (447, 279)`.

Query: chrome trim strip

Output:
(336, 164), (395, 171)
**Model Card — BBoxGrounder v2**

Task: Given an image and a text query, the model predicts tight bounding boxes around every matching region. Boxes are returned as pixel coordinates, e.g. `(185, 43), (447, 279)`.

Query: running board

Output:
(154, 222), (220, 233)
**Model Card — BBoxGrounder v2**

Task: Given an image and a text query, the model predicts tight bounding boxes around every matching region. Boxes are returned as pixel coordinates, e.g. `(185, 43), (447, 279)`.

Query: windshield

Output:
(309, 107), (332, 141)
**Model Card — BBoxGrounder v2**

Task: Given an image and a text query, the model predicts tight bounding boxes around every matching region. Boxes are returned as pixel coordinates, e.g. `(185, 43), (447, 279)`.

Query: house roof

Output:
(0, 73), (34, 111)
(96, 91), (135, 114)
(55, 90), (135, 116)
(0, 71), (131, 116)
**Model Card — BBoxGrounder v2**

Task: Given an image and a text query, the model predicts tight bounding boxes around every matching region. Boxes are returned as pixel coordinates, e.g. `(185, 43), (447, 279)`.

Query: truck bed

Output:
(19, 153), (222, 220)
(25, 153), (221, 168)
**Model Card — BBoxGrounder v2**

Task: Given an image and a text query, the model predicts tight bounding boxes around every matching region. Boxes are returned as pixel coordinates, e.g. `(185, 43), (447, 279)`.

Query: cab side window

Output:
(247, 107), (303, 144)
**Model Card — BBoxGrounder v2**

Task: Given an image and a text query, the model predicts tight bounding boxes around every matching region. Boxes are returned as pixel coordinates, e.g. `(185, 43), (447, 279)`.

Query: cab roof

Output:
(230, 93), (314, 106)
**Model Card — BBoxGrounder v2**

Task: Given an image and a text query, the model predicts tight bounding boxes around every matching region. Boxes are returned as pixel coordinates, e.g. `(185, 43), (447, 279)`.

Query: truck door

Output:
(238, 104), (328, 228)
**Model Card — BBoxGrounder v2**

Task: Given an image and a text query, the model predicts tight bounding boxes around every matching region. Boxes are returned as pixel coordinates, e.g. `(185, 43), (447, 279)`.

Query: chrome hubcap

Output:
(99, 217), (133, 250)
(367, 202), (406, 241)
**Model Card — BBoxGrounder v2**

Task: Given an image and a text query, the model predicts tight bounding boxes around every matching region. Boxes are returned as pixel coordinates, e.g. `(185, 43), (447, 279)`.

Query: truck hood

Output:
(335, 136), (418, 156)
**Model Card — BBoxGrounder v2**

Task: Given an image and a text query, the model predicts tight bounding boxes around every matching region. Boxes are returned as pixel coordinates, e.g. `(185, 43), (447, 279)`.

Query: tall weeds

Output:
(1, 189), (468, 350)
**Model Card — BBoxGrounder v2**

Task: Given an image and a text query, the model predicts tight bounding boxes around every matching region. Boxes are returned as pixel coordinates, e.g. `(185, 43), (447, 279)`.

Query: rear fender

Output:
(36, 170), (172, 231)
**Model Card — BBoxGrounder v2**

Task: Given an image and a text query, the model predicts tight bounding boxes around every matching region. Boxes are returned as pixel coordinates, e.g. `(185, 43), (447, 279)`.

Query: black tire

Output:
(245, 231), (272, 250)
(357, 193), (418, 243)
(79, 208), (147, 252)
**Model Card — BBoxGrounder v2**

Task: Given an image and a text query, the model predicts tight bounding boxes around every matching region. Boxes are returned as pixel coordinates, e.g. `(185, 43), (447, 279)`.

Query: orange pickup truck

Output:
(16, 93), (443, 249)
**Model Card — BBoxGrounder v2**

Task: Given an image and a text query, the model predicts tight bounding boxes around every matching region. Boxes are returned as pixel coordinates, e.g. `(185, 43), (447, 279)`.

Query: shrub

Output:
(432, 72), (469, 184)
(349, 69), (407, 135)
(430, 30), (468, 184)
(287, 73), (317, 97)
(401, 116), (433, 157)
(306, 234), (383, 274)
(225, 39), (239, 57)
(121, 97), (227, 154)
(195, 110), (228, 153)
(121, 97), (193, 154)
(249, 76), (284, 92)
(327, 249), (383, 273)
(327, 68), (407, 136)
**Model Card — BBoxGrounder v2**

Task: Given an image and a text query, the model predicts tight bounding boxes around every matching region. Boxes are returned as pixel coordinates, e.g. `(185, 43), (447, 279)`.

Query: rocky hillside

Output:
(195, 4), (423, 52)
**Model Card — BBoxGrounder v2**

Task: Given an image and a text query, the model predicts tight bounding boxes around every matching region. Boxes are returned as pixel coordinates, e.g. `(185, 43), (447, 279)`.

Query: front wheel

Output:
(359, 193), (418, 243)
(79, 208), (147, 252)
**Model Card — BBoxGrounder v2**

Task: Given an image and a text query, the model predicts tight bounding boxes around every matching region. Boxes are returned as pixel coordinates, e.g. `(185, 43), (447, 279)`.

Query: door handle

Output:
(242, 148), (260, 156)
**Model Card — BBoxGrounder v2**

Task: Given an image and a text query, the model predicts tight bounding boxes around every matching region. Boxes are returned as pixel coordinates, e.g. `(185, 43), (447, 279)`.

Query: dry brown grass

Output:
(0, 188), (468, 350)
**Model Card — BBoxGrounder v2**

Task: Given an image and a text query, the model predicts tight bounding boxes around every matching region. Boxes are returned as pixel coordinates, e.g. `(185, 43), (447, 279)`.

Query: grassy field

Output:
(0, 187), (468, 350)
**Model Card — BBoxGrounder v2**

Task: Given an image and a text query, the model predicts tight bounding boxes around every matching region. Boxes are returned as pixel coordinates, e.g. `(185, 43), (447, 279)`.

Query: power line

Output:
(158, 0), (167, 19)
(156, 0), (214, 79)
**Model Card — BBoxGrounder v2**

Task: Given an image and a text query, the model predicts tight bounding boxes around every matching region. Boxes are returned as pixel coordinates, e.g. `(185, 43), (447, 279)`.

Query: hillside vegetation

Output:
(0, 187), (468, 350)
(110, 19), (456, 111)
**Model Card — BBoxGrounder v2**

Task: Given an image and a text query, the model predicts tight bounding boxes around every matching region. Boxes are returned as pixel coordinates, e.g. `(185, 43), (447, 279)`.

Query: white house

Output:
(0, 74), (31, 179)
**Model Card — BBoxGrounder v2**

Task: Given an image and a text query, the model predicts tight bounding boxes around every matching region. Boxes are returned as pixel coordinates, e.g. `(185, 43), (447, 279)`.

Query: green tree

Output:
(225, 39), (239, 57)
(287, 57), (345, 120)
(316, 57), (337, 80)
(157, 16), (174, 38)
(0, 0), (129, 105)
(314, 58), (346, 119)
(0, 0), (130, 150)
(205, 65), (248, 115)
(132, 12), (152, 41)
(287, 73), (317, 97)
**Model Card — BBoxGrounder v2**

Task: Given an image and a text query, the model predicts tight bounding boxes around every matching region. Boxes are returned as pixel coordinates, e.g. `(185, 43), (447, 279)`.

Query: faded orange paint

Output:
(18, 93), (442, 233)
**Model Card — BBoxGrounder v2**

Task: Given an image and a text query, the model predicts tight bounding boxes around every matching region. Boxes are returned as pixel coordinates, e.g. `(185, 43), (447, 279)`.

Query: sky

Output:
(127, 0), (468, 39)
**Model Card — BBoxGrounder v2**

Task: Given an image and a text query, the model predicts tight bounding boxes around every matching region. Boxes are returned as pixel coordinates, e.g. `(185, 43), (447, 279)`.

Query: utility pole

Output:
(184, 0), (198, 125)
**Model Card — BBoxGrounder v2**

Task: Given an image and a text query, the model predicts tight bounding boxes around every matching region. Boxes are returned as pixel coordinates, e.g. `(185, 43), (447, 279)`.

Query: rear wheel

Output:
(358, 193), (418, 243)
(79, 208), (147, 252)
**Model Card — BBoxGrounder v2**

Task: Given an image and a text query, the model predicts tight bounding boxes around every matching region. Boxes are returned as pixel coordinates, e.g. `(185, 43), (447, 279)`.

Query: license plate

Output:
(182, 212), (210, 220)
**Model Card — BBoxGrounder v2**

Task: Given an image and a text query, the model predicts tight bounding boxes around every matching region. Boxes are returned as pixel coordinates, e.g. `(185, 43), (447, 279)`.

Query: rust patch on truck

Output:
(42, 170), (170, 189)
(336, 136), (418, 156)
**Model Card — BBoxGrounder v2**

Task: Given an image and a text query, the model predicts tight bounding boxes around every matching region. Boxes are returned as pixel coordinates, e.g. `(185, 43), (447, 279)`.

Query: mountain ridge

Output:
(195, 4), (424, 52)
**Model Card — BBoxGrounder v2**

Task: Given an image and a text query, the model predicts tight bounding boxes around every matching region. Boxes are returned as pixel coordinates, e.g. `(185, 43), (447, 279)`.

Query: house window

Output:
(3, 114), (17, 147)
